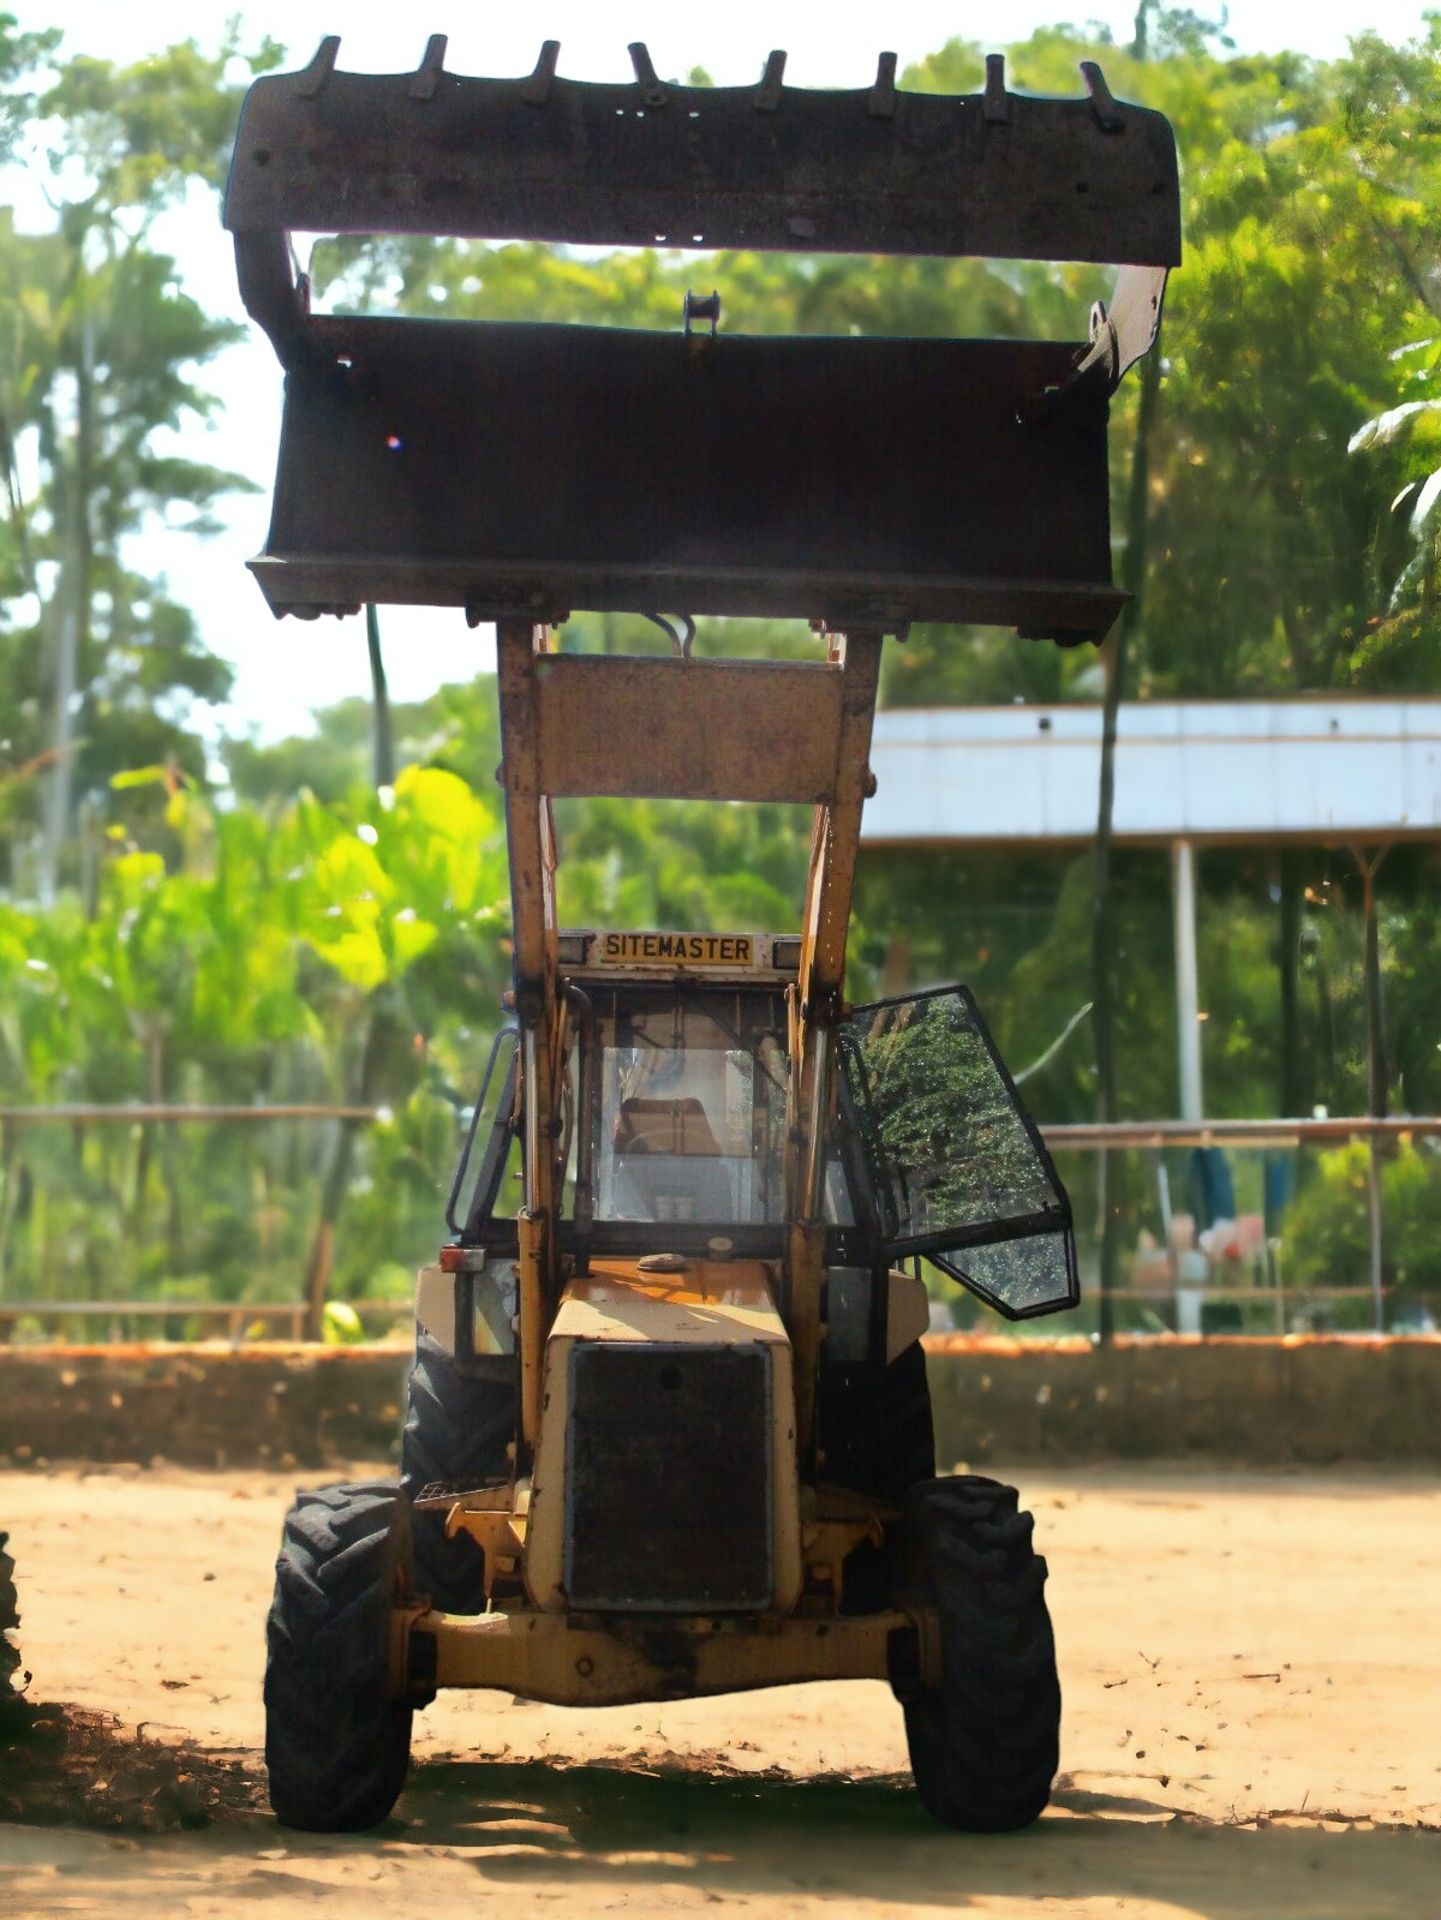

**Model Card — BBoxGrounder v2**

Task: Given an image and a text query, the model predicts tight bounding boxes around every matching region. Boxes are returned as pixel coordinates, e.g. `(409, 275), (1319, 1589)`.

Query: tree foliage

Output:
(0, 23), (280, 889)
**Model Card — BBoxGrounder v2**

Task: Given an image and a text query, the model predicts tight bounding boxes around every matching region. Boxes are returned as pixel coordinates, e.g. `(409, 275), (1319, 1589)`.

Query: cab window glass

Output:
(590, 988), (788, 1227)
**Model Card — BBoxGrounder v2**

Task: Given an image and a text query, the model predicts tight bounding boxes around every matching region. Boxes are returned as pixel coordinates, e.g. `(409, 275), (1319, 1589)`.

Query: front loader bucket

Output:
(225, 39), (1180, 641)
(226, 40), (1179, 284)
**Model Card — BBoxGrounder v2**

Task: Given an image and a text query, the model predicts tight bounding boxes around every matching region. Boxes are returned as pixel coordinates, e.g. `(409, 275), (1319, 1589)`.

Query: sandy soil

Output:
(0, 1461), (1437, 1918)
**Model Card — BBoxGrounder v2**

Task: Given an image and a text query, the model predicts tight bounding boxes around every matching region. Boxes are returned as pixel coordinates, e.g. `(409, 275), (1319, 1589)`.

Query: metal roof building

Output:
(864, 698), (1441, 848)
(861, 698), (1441, 1123)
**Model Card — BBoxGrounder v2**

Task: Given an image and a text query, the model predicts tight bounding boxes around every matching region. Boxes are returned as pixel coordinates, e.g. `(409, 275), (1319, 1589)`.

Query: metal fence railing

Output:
(0, 1290), (1413, 1345)
(0, 1299), (413, 1344)
(0, 1104), (381, 1126)
(1041, 1115), (1441, 1337)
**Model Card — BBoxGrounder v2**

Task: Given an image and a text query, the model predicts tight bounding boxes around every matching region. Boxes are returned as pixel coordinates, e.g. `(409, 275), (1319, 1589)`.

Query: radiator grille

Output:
(564, 1342), (772, 1612)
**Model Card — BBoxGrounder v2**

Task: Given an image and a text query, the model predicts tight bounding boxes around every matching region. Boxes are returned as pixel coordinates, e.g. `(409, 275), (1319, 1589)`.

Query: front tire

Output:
(264, 1482), (414, 1831)
(896, 1476), (1061, 1832)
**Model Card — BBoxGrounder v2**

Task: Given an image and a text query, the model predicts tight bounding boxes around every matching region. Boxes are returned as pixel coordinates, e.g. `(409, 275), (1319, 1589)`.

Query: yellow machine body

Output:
(402, 1255), (935, 1708)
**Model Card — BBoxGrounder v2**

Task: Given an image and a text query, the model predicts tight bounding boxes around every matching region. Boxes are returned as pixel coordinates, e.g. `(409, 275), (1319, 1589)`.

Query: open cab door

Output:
(838, 986), (1078, 1320)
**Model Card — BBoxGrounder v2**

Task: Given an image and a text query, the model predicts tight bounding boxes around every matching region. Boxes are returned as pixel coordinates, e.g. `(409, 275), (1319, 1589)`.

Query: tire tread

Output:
(264, 1481), (413, 1831)
(899, 1475), (1061, 1832)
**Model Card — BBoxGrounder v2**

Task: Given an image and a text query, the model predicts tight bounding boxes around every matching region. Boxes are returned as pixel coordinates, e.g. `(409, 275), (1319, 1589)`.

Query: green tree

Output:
(0, 760), (516, 1313)
(0, 23), (281, 896)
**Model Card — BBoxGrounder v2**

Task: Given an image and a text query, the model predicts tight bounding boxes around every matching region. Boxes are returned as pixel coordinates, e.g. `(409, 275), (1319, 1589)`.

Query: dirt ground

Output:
(0, 1462), (1436, 1919)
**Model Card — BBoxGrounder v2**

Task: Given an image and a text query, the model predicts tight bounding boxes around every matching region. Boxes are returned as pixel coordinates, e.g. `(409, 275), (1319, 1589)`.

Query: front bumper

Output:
(395, 1603), (921, 1709)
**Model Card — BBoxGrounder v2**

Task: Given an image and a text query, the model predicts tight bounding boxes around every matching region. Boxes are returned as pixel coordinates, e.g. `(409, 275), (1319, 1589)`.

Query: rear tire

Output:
(264, 1482), (414, 1832)
(879, 1338), (936, 1502)
(896, 1475), (1060, 1832)
(400, 1331), (516, 1612)
(837, 1339), (936, 1615)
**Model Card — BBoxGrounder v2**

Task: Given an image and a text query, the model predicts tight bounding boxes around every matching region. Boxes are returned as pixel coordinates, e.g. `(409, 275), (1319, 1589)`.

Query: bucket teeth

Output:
(755, 51), (786, 112)
(410, 35), (448, 102)
(1081, 60), (1123, 133)
(295, 35), (339, 100)
(869, 52), (898, 119)
(628, 42), (667, 108)
(521, 40), (561, 107)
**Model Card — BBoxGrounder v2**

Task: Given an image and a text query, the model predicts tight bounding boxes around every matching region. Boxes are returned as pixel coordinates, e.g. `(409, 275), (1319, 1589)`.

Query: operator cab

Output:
(451, 928), (1075, 1321)
(563, 935), (814, 1262)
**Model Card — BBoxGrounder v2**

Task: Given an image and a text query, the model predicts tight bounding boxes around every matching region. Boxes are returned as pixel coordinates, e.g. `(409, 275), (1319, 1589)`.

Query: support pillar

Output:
(1171, 838), (1203, 1122)
(1353, 845), (1389, 1333)
(1278, 849), (1304, 1116)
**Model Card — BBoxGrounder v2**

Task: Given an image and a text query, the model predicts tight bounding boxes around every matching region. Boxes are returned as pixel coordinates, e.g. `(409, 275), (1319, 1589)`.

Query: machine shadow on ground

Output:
(4, 1718), (1439, 1919)
(363, 1752), (1440, 1917)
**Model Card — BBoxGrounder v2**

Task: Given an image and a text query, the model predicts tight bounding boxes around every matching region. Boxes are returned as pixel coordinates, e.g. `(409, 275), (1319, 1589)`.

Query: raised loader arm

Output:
(494, 617), (885, 1463)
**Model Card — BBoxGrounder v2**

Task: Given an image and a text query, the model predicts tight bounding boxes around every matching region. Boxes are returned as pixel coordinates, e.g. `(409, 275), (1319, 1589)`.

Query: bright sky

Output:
(30, 0), (1441, 742)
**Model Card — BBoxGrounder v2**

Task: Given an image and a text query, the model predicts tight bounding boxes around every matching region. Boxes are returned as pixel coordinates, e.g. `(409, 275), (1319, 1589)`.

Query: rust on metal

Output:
(516, 1209), (546, 1456)
(226, 45), (1180, 266)
(497, 621), (558, 1015)
(798, 630), (884, 1016)
(531, 654), (846, 804)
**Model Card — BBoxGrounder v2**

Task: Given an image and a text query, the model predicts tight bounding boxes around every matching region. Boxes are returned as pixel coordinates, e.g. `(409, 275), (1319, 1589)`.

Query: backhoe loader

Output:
(225, 34), (1179, 1833)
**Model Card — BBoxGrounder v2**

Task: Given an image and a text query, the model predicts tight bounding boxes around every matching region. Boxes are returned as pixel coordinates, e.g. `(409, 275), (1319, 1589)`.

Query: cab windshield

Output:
(584, 985), (789, 1228)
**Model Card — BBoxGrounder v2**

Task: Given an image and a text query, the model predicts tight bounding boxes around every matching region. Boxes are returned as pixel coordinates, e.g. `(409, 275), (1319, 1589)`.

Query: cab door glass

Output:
(929, 1229), (1077, 1321)
(838, 985), (1077, 1319)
